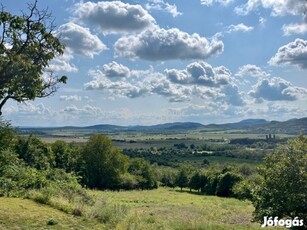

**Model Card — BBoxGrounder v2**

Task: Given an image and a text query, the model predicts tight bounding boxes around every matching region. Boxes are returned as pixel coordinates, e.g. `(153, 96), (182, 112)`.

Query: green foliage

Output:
(202, 169), (219, 195)
(81, 134), (129, 189)
(128, 158), (158, 190)
(232, 178), (256, 201)
(16, 135), (55, 170)
(160, 167), (177, 187)
(189, 171), (202, 192)
(51, 140), (82, 173)
(0, 120), (16, 151)
(252, 135), (307, 228)
(216, 172), (242, 197)
(0, 1), (66, 115)
(27, 168), (93, 216)
(47, 218), (58, 226)
(0, 149), (47, 197)
(175, 167), (190, 191)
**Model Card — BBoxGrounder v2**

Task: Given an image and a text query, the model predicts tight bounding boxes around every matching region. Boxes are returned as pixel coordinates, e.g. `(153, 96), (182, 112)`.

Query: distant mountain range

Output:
(19, 117), (307, 135)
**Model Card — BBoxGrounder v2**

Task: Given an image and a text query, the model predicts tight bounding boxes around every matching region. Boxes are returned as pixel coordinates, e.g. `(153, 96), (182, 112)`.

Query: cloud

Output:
(282, 22), (307, 36)
(103, 61), (131, 79)
(84, 67), (192, 101)
(235, 64), (270, 78)
(115, 28), (224, 61)
(84, 69), (150, 98)
(268, 39), (307, 69)
(148, 76), (193, 102)
(63, 105), (102, 116)
(259, 17), (267, 27)
(220, 84), (245, 106)
(15, 103), (52, 116)
(47, 52), (78, 73)
(84, 61), (245, 106)
(59, 95), (82, 101)
(57, 22), (107, 58)
(165, 61), (231, 87)
(227, 23), (254, 33)
(249, 77), (307, 101)
(214, 23), (254, 38)
(234, 0), (307, 16)
(72, 1), (156, 34)
(145, 0), (182, 17)
(200, 0), (233, 6)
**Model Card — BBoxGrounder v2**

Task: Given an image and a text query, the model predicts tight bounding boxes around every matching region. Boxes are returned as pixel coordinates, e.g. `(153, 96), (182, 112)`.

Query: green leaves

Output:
(252, 135), (307, 227)
(0, 3), (66, 114)
(81, 134), (130, 190)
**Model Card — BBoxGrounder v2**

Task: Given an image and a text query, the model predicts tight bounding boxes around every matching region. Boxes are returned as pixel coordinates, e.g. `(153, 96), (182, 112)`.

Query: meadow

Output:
(0, 187), (266, 230)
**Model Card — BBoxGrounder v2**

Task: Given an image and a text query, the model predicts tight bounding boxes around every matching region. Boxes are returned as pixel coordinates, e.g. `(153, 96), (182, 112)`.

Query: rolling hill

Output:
(18, 117), (307, 135)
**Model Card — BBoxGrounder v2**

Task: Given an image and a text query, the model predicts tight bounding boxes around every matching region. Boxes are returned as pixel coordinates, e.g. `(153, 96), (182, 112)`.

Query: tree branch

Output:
(0, 95), (14, 116)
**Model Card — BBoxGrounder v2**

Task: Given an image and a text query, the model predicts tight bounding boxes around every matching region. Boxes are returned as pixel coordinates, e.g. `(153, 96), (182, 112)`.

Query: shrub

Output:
(216, 172), (242, 197)
(252, 135), (307, 228)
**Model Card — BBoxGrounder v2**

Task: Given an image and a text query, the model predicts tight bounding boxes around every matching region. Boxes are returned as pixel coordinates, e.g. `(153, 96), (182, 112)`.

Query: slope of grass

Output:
(0, 197), (103, 230)
(90, 187), (262, 229)
(1, 187), (265, 229)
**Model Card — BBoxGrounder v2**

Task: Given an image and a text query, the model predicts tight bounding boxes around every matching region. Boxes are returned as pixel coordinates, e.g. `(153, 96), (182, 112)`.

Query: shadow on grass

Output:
(173, 188), (207, 196)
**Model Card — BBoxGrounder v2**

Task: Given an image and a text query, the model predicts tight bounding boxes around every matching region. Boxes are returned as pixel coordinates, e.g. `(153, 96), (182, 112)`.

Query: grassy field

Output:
(89, 187), (262, 230)
(0, 197), (103, 230)
(0, 187), (266, 230)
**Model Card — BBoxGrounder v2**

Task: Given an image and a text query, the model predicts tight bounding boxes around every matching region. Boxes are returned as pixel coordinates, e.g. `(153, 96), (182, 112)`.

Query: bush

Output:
(0, 149), (47, 197)
(252, 135), (307, 229)
(216, 172), (242, 197)
(128, 158), (158, 190)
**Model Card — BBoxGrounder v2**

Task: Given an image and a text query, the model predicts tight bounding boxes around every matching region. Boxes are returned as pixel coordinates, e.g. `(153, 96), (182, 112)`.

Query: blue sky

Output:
(2, 0), (307, 126)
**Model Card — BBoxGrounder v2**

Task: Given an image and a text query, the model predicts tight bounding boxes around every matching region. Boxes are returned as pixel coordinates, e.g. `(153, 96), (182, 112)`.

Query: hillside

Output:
(0, 188), (261, 230)
(249, 117), (307, 134)
(0, 197), (103, 230)
(18, 117), (307, 135)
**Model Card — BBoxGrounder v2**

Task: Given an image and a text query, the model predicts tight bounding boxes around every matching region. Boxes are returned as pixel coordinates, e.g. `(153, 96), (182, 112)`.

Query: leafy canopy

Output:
(0, 0), (67, 115)
(253, 135), (307, 228)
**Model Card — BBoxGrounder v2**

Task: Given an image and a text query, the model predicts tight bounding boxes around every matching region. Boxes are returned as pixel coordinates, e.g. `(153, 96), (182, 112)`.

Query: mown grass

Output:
(89, 187), (262, 230)
(1, 187), (265, 229)
(0, 197), (103, 230)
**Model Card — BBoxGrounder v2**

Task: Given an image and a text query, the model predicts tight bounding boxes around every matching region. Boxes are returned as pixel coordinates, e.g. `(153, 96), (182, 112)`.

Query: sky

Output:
(2, 0), (307, 127)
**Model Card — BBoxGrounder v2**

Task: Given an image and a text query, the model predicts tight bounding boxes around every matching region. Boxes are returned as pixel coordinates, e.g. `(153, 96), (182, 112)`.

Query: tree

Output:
(15, 135), (55, 170)
(0, 0), (67, 115)
(253, 135), (307, 228)
(176, 168), (189, 191)
(81, 134), (129, 190)
(189, 171), (202, 192)
(51, 140), (81, 173)
(128, 158), (157, 190)
(215, 171), (242, 197)
(0, 119), (16, 151)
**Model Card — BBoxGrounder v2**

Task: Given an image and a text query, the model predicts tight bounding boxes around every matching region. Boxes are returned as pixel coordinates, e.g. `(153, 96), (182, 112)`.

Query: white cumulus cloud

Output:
(249, 77), (307, 102)
(282, 22), (307, 36)
(57, 22), (107, 58)
(115, 28), (224, 61)
(72, 1), (156, 34)
(235, 64), (270, 78)
(235, 0), (307, 16)
(165, 61), (231, 87)
(268, 39), (307, 69)
(145, 0), (182, 17)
